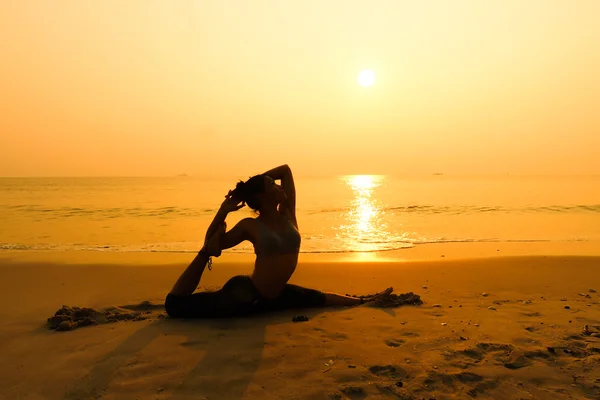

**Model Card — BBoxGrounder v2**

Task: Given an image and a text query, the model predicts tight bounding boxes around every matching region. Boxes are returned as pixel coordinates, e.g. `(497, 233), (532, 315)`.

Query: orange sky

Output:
(1, 1), (599, 177)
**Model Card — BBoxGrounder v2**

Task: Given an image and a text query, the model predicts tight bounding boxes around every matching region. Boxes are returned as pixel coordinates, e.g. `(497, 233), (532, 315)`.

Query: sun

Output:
(357, 70), (375, 87)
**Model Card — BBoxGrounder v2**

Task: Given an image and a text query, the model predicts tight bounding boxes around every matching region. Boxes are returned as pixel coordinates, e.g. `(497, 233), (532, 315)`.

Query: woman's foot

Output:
(361, 287), (393, 303)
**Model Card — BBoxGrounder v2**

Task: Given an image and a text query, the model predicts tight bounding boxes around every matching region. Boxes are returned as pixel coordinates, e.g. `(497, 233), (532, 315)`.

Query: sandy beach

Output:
(1, 246), (599, 400)
(4, 0), (600, 398)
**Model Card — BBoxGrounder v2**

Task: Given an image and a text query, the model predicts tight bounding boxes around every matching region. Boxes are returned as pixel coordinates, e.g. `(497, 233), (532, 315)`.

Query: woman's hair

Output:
(231, 174), (266, 211)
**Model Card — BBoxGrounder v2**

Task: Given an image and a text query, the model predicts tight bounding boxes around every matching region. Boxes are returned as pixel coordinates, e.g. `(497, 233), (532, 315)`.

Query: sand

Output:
(1, 248), (599, 399)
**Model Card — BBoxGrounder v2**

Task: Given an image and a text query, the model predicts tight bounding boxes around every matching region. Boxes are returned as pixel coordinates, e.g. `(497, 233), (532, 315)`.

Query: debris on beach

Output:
(292, 315), (309, 322)
(370, 291), (423, 308)
(348, 290), (423, 308)
(481, 293), (489, 297)
(564, 305), (571, 310)
(47, 306), (99, 331)
(47, 305), (151, 331)
(590, 289), (597, 293)
(488, 306), (497, 311)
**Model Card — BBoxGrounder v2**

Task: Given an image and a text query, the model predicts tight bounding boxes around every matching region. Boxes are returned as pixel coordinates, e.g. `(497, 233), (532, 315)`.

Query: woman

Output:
(165, 165), (399, 318)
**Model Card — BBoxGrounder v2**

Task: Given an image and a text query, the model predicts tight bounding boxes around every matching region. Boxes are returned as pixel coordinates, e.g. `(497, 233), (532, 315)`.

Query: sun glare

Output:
(340, 175), (386, 249)
(348, 175), (378, 190)
(357, 70), (375, 87)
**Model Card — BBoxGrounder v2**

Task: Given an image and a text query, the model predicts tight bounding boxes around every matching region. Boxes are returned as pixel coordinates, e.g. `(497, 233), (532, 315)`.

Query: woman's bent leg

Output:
(166, 275), (260, 318)
(168, 250), (210, 297)
(169, 223), (225, 297)
(165, 290), (222, 318)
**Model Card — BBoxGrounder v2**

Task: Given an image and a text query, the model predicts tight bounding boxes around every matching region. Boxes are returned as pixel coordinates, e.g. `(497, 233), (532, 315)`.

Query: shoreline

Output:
(1, 240), (598, 265)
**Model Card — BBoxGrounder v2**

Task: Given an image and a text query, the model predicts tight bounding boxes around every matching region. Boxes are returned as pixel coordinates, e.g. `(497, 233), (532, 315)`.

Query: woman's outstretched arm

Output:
(204, 218), (253, 255)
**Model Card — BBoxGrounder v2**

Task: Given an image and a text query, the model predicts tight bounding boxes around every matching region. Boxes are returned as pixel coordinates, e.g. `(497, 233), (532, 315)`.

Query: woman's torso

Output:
(248, 214), (301, 298)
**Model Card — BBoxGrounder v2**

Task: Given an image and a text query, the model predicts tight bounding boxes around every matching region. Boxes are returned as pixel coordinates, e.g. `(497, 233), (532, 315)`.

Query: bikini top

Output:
(254, 217), (301, 256)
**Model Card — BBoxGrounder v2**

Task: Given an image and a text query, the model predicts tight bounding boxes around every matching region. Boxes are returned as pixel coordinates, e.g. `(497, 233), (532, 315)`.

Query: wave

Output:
(0, 237), (585, 255)
(310, 204), (600, 215)
(3, 203), (600, 220)
(1, 205), (218, 219)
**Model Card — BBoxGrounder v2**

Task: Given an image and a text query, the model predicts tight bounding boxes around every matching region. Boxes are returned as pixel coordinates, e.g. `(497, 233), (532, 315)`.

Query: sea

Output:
(1, 175), (599, 255)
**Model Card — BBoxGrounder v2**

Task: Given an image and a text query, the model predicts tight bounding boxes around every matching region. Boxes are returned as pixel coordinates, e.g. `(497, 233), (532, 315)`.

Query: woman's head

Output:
(231, 174), (286, 211)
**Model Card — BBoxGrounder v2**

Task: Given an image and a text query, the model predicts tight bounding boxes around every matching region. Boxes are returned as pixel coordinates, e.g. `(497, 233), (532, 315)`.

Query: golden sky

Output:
(1, 1), (599, 177)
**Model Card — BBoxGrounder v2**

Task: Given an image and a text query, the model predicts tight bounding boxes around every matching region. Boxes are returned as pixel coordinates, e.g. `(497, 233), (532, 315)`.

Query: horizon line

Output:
(1, 173), (599, 179)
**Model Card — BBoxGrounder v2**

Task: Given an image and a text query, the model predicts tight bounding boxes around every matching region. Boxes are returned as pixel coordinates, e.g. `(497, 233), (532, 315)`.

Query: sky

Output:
(1, 0), (599, 177)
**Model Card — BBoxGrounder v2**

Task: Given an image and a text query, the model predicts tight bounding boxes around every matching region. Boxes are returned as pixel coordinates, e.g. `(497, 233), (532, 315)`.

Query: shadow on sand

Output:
(61, 306), (376, 400)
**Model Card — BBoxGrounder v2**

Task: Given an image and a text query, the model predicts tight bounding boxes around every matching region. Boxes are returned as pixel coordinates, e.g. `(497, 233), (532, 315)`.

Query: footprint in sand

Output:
(476, 342), (514, 354)
(400, 331), (420, 338)
(455, 372), (485, 383)
(467, 380), (500, 398)
(513, 336), (542, 346)
(521, 311), (543, 317)
(525, 326), (540, 333)
(503, 349), (533, 370)
(311, 327), (348, 341)
(445, 342), (513, 364)
(384, 339), (406, 347)
(423, 371), (493, 396)
(523, 349), (554, 361)
(336, 385), (367, 400)
(326, 332), (349, 341)
(425, 310), (446, 317)
(368, 365), (407, 379)
(455, 342), (563, 370)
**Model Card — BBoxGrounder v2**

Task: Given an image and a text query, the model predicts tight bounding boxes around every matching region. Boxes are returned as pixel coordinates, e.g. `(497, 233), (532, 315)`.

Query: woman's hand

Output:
(219, 190), (245, 213)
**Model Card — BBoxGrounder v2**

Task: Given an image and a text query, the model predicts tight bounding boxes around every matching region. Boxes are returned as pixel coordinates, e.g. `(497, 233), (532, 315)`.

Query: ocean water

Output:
(1, 175), (599, 254)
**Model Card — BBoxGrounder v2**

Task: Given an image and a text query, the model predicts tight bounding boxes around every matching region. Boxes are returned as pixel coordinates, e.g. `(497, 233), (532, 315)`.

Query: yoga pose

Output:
(165, 165), (401, 318)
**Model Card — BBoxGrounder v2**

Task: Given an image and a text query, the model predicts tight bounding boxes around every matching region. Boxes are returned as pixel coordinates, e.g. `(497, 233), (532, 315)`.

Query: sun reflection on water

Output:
(339, 175), (389, 252)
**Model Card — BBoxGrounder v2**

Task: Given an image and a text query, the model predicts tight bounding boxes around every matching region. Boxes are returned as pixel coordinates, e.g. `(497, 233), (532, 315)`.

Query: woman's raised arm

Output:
(262, 164), (296, 218)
